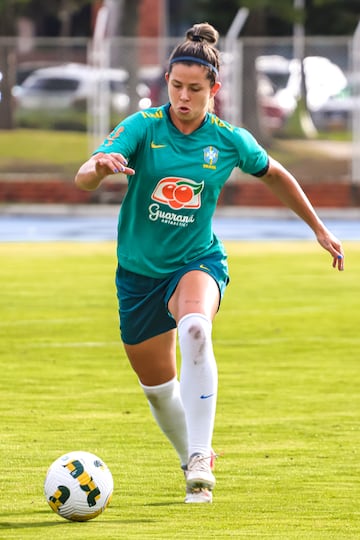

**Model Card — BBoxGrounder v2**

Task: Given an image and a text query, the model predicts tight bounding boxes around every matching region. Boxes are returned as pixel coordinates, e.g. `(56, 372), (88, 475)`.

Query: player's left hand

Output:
(316, 230), (344, 271)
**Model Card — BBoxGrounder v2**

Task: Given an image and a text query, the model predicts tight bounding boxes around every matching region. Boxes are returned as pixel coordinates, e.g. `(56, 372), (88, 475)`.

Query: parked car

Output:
(138, 64), (167, 107)
(311, 76), (360, 130)
(13, 62), (151, 114)
(256, 72), (290, 131)
(15, 61), (63, 86)
(217, 52), (347, 133)
(255, 54), (348, 123)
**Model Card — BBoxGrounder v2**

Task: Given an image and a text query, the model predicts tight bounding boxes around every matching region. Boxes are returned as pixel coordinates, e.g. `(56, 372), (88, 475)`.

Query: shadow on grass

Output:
(0, 509), (158, 529)
(0, 521), (70, 530)
(0, 518), (158, 530)
(0, 497), (185, 530)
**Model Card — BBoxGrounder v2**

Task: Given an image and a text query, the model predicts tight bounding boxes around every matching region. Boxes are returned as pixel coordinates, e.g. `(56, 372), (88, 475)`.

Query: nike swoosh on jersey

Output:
(151, 141), (167, 149)
(199, 264), (210, 271)
(200, 393), (215, 399)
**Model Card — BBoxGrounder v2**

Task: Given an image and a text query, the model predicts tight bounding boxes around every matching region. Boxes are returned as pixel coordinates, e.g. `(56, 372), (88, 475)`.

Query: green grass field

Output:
(0, 130), (89, 176)
(0, 129), (350, 181)
(1, 241), (359, 539)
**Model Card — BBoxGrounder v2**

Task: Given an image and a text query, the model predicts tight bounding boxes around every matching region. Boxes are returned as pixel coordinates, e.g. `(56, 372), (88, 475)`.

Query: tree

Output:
(176, 0), (359, 37)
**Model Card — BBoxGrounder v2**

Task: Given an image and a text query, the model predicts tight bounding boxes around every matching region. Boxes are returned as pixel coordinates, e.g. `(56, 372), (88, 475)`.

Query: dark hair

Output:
(168, 22), (220, 87)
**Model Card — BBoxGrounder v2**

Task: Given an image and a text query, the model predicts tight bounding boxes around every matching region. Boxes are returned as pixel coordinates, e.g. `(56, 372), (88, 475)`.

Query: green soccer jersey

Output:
(95, 104), (269, 278)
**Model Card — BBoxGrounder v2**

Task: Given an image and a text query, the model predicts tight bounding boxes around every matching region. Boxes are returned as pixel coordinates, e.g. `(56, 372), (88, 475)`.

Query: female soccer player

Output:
(75, 22), (344, 503)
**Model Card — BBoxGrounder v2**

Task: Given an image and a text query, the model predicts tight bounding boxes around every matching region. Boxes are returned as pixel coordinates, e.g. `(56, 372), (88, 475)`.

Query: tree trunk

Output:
(0, 1), (16, 130)
(0, 44), (16, 129)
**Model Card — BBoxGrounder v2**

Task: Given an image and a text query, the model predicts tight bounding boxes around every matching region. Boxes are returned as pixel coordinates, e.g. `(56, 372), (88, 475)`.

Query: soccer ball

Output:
(44, 451), (114, 521)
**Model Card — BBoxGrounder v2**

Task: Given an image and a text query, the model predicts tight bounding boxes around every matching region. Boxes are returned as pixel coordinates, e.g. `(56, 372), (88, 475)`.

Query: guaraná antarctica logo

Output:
(151, 177), (204, 209)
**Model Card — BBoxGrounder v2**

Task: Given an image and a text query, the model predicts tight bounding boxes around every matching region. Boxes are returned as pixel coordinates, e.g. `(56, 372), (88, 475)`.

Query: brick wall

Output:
(217, 181), (359, 207)
(0, 179), (92, 204)
(0, 177), (358, 207)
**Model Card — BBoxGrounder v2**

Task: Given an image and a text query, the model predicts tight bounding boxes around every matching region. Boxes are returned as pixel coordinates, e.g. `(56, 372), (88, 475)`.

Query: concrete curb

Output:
(1, 203), (360, 220)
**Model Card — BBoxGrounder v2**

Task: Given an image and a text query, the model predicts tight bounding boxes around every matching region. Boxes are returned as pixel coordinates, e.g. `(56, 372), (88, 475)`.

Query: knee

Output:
(178, 313), (213, 362)
(179, 313), (211, 337)
(140, 377), (178, 408)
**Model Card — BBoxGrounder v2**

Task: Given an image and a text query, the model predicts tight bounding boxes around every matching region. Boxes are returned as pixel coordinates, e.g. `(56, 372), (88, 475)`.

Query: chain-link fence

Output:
(352, 22), (360, 183)
(0, 32), (358, 179)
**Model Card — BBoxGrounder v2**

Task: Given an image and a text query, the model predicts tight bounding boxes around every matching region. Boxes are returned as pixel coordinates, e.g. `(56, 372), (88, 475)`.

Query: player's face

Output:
(165, 64), (221, 133)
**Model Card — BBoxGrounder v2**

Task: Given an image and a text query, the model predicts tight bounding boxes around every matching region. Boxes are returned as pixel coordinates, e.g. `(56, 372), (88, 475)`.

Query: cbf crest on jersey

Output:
(203, 146), (219, 170)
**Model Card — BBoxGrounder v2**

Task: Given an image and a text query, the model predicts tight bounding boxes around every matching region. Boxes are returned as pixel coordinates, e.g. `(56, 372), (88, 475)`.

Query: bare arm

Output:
(261, 157), (344, 271)
(74, 152), (135, 191)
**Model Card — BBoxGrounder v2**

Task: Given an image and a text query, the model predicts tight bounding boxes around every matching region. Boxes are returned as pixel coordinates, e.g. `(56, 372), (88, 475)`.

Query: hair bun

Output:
(186, 23), (219, 46)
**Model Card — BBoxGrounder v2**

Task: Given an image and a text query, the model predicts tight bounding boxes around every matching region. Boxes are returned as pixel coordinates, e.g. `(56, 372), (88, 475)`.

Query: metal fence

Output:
(352, 22), (360, 183)
(0, 32), (358, 179)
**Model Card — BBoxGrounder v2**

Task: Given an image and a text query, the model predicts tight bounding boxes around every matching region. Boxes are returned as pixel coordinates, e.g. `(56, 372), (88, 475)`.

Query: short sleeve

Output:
(233, 127), (269, 177)
(93, 111), (145, 159)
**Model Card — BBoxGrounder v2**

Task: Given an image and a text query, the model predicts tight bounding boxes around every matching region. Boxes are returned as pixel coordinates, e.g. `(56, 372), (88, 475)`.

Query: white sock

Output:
(140, 376), (188, 467)
(178, 313), (217, 458)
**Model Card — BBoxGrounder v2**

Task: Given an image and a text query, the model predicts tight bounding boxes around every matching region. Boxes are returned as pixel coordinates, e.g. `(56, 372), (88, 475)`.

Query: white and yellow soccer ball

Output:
(44, 451), (114, 521)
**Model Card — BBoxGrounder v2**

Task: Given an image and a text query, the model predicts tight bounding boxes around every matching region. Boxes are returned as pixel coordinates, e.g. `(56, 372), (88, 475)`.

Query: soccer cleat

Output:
(184, 486), (213, 504)
(185, 452), (216, 491)
(182, 450), (217, 503)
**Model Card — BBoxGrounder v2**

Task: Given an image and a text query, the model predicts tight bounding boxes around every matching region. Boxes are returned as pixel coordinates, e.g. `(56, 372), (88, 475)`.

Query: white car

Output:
(13, 62), (151, 113)
(311, 76), (360, 130)
(256, 54), (347, 117)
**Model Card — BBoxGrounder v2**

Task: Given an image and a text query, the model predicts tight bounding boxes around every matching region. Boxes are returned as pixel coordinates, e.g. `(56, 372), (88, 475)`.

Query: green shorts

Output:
(115, 251), (229, 345)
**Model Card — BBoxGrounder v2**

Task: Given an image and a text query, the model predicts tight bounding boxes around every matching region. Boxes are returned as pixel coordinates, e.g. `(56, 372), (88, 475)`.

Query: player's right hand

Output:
(93, 152), (135, 177)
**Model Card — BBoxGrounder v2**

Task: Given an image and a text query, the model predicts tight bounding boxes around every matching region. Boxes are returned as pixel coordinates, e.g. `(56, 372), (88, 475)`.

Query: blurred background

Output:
(0, 0), (359, 208)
